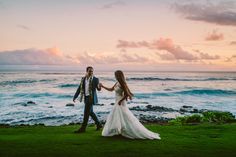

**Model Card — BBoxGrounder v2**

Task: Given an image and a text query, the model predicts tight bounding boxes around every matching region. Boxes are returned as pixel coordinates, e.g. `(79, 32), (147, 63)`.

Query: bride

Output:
(100, 70), (161, 140)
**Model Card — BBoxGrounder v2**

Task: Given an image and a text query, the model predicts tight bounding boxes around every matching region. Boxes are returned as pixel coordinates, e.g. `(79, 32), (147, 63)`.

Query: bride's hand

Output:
(98, 83), (103, 88)
(128, 96), (132, 100)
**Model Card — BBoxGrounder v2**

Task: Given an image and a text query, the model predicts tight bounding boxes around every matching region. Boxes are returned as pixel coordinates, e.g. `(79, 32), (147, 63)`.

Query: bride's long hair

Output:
(115, 70), (133, 100)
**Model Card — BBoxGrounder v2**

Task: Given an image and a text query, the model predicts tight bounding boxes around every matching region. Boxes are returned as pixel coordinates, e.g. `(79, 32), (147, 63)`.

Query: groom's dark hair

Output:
(86, 66), (93, 72)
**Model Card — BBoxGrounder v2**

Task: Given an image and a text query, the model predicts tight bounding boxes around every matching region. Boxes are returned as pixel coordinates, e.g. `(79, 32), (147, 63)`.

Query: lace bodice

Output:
(114, 83), (124, 102)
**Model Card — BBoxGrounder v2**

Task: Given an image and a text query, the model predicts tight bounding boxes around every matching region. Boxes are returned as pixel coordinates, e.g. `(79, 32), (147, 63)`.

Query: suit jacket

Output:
(73, 76), (100, 104)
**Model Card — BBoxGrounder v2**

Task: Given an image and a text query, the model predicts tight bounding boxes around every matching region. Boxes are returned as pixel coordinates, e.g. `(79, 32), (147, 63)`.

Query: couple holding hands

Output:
(73, 66), (160, 140)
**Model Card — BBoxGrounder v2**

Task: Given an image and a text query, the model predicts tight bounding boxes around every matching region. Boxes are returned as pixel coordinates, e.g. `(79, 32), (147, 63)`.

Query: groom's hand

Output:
(97, 83), (102, 90)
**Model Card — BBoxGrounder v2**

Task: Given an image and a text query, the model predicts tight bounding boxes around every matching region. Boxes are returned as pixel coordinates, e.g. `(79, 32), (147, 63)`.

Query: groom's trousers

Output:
(81, 96), (101, 129)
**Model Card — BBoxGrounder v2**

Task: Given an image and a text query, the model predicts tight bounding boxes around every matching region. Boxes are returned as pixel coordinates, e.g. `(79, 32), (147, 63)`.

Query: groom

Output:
(73, 66), (102, 133)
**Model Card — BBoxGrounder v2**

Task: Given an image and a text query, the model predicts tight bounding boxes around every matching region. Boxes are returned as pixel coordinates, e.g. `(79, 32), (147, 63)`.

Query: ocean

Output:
(0, 70), (236, 126)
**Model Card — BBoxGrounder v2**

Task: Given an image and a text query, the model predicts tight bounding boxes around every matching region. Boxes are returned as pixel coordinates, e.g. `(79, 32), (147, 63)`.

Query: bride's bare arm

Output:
(100, 83), (117, 92)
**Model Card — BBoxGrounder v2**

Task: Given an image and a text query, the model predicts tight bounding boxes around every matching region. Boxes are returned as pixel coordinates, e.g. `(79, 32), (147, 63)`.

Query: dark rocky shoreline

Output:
(4, 100), (234, 126)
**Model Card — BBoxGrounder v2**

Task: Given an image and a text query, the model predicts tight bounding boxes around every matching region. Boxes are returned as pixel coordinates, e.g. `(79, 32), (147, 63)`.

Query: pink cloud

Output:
(121, 53), (150, 63)
(194, 50), (220, 60)
(205, 30), (224, 41)
(117, 38), (223, 61)
(0, 47), (153, 66)
(152, 38), (198, 60)
(46, 47), (63, 56)
(77, 52), (121, 64)
(0, 48), (76, 65)
(155, 52), (176, 60)
(117, 38), (198, 61)
(225, 55), (236, 62)
(117, 40), (150, 48)
(230, 41), (236, 45)
(77, 51), (151, 64)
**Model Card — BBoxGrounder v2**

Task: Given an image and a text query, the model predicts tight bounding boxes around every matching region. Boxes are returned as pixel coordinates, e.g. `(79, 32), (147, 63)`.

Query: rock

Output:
(66, 103), (75, 107)
(13, 101), (36, 106)
(138, 115), (172, 124)
(19, 124), (30, 126)
(180, 108), (187, 112)
(97, 111), (109, 114)
(129, 106), (146, 111)
(110, 103), (115, 105)
(192, 109), (199, 113)
(146, 105), (177, 112)
(180, 105), (197, 113)
(48, 106), (53, 108)
(94, 103), (104, 106)
(100, 120), (106, 124)
(182, 105), (193, 108)
(27, 101), (36, 105)
(35, 123), (45, 126)
(68, 122), (79, 125)
(0, 124), (10, 128)
(130, 105), (177, 112)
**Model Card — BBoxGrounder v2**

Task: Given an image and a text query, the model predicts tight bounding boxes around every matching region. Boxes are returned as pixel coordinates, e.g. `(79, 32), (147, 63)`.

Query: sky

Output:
(0, 0), (236, 71)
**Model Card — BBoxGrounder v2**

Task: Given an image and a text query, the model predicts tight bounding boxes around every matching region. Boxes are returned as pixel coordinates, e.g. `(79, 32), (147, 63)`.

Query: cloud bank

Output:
(172, 1), (236, 26)
(205, 30), (224, 41)
(117, 38), (220, 61)
(0, 47), (151, 65)
(101, 0), (126, 9)
(0, 47), (76, 65)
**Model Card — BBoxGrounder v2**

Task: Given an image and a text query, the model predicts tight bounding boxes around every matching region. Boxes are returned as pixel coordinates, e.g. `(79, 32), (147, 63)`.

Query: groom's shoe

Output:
(74, 128), (85, 133)
(96, 124), (103, 131)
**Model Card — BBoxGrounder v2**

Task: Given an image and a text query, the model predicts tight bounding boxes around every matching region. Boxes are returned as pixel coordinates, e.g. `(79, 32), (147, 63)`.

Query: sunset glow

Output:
(0, 0), (236, 71)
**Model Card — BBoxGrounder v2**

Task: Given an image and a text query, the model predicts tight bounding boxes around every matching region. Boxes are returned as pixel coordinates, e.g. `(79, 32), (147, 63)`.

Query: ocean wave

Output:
(175, 89), (236, 95)
(58, 84), (78, 88)
(127, 77), (236, 81)
(13, 93), (73, 98)
(39, 79), (57, 82)
(134, 89), (236, 98)
(134, 93), (171, 98)
(59, 94), (73, 98)
(0, 79), (56, 86)
(99, 77), (116, 81)
(39, 73), (80, 75)
(0, 80), (37, 86)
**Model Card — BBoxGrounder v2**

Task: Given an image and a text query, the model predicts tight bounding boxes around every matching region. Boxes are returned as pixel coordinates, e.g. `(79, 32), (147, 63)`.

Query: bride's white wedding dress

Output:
(102, 83), (161, 139)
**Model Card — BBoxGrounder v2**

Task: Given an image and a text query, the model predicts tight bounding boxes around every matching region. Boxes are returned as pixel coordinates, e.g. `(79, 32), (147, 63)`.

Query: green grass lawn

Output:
(0, 123), (236, 157)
